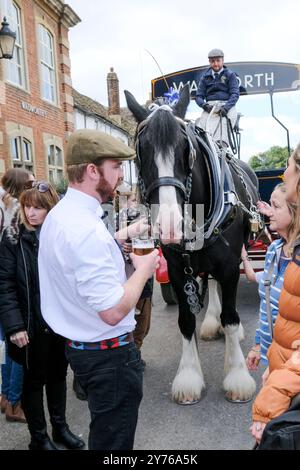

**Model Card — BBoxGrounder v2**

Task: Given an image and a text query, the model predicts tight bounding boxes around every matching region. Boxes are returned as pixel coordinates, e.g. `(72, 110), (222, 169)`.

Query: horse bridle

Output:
(134, 116), (197, 207)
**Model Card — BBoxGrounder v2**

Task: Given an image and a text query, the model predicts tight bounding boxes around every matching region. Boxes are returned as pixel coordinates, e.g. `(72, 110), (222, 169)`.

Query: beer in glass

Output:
(132, 237), (154, 256)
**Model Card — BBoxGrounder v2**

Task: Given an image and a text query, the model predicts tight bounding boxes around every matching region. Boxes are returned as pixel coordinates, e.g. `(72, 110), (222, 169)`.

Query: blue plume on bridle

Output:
(164, 87), (179, 107)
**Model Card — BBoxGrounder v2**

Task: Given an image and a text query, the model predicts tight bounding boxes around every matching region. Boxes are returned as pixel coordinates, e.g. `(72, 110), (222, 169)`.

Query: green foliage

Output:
(53, 177), (68, 196)
(248, 146), (291, 170)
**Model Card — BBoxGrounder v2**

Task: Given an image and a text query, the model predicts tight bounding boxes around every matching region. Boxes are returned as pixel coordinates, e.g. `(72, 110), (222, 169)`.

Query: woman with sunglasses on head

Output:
(0, 181), (85, 450)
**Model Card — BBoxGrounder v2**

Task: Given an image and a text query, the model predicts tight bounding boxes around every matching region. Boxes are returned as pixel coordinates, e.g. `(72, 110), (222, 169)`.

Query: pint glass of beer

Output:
(132, 237), (155, 256)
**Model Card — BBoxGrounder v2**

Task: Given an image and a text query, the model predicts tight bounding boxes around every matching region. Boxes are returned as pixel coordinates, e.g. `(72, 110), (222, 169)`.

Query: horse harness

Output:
(135, 107), (259, 250)
(134, 105), (261, 316)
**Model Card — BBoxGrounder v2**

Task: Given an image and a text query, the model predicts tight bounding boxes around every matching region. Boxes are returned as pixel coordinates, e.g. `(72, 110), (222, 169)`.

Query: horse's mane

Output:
(145, 108), (182, 157)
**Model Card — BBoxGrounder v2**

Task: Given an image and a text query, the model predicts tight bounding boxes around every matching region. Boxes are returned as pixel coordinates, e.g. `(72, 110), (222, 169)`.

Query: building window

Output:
(4, 1), (26, 88)
(11, 136), (33, 172)
(39, 25), (57, 103)
(47, 145), (64, 183)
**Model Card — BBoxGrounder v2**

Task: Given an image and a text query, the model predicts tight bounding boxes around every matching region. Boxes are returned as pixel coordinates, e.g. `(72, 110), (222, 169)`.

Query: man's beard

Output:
(96, 168), (118, 202)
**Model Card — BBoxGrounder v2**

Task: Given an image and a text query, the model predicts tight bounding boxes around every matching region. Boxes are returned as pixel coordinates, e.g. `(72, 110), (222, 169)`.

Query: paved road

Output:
(0, 276), (263, 450)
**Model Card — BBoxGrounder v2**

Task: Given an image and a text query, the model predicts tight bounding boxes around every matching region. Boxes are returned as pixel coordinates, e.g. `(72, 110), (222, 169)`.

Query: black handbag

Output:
(255, 395), (300, 450)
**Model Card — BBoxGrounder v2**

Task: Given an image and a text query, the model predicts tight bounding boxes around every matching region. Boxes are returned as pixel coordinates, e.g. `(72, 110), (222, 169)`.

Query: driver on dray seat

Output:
(195, 48), (240, 148)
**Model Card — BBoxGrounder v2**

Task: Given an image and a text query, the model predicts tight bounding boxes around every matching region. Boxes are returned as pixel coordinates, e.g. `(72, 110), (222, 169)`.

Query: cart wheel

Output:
(160, 283), (178, 305)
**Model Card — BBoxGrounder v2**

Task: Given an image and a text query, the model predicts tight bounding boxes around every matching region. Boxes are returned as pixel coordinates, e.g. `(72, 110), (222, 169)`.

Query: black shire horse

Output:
(125, 85), (259, 404)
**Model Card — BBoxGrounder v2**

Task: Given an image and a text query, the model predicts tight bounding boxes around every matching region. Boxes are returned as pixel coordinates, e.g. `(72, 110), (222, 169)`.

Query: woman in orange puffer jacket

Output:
(251, 143), (300, 443)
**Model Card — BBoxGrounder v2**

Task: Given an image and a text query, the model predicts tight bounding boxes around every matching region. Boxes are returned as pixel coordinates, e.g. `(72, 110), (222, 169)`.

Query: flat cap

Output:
(66, 129), (136, 166)
(208, 48), (224, 58)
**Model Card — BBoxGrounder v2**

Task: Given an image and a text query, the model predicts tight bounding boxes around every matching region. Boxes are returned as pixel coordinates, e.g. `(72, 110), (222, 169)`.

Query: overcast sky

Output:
(67, 0), (300, 162)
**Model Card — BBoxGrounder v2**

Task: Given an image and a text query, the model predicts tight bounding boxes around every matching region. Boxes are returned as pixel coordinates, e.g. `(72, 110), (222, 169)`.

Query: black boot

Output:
(52, 425), (85, 450)
(46, 380), (67, 431)
(29, 430), (59, 450)
(47, 380), (85, 449)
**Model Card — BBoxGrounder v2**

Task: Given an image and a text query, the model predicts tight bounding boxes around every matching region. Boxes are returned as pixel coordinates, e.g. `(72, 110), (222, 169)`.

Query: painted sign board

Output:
(255, 168), (284, 203)
(151, 62), (300, 100)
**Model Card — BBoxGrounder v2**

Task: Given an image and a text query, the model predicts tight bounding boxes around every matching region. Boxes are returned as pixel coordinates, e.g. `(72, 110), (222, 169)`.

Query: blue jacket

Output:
(195, 66), (240, 111)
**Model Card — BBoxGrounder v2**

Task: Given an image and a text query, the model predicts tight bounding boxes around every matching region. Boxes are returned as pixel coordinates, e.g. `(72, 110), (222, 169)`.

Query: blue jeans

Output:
(1, 347), (24, 405)
(66, 342), (143, 450)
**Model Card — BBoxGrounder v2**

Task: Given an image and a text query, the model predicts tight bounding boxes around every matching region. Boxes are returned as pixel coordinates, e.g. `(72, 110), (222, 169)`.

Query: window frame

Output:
(4, 0), (27, 89)
(10, 135), (34, 172)
(47, 144), (64, 184)
(38, 24), (57, 104)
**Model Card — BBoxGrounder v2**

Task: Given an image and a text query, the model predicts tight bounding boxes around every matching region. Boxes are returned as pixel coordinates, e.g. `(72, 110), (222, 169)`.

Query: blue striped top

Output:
(254, 238), (291, 365)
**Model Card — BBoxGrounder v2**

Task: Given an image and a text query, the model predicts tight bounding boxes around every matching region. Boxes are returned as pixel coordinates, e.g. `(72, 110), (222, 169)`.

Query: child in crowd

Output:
(242, 184), (296, 387)
(250, 144), (300, 444)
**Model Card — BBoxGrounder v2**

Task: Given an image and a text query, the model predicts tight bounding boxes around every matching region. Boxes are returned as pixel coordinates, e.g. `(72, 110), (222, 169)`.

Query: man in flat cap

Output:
(196, 49), (240, 147)
(38, 129), (160, 450)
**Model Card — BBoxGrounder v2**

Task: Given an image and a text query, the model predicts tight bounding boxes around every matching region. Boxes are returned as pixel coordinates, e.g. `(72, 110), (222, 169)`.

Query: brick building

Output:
(0, 0), (80, 183)
(73, 67), (137, 186)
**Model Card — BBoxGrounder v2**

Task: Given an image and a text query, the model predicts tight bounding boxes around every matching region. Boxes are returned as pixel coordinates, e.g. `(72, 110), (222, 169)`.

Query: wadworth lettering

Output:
(151, 62), (300, 99)
(21, 101), (47, 117)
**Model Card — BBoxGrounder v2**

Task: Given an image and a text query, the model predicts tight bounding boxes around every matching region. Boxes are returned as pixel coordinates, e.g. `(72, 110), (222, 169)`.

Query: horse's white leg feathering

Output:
(223, 325), (256, 401)
(172, 334), (205, 404)
(200, 278), (222, 340)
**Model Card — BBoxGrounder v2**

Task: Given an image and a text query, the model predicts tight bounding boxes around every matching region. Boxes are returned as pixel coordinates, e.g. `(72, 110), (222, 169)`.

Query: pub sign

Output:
(151, 62), (300, 99)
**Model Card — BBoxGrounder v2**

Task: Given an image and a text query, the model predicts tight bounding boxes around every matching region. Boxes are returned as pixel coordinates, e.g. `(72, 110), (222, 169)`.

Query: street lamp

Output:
(0, 17), (16, 60)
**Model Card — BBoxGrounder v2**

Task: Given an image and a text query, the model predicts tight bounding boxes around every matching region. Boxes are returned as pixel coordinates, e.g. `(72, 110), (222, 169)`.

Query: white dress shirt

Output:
(38, 187), (135, 342)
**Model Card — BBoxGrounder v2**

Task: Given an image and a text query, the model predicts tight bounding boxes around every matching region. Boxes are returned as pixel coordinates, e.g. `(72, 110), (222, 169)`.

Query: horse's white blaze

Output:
(155, 151), (183, 244)
(200, 278), (222, 340)
(223, 325), (256, 400)
(172, 334), (205, 403)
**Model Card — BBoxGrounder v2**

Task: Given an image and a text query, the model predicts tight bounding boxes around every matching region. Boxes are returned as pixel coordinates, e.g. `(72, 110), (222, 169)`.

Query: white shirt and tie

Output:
(212, 67), (223, 79)
(38, 187), (136, 343)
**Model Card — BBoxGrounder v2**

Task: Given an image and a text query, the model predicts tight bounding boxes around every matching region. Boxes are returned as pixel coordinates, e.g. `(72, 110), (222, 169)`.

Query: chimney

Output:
(107, 67), (121, 122)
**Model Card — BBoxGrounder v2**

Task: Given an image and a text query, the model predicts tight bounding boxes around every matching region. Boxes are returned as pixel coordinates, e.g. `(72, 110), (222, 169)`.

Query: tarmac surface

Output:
(0, 276), (264, 450)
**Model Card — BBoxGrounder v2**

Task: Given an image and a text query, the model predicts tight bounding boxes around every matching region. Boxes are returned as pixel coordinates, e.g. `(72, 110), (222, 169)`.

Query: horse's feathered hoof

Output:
(200, 329), (223, 341)
(225, 392), (252, 404)
(200, 316), (222, 340)
(177, 399), (200, 406)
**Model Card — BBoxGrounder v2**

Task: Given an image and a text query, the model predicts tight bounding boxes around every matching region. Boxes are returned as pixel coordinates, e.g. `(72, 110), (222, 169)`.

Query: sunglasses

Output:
(24, 181), (50, 192)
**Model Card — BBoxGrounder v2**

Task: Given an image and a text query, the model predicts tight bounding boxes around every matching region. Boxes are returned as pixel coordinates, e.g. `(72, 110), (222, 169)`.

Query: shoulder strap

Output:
(263, 253), (277, 339)
(0, 205), (4, 240)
